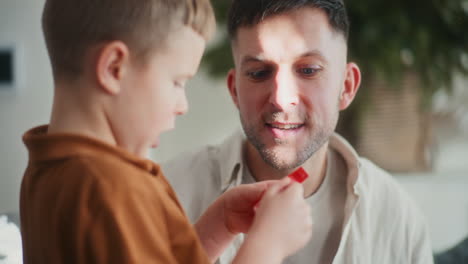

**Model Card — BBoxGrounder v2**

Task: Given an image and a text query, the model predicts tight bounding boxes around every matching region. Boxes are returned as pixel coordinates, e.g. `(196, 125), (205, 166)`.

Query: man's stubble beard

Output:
(240, 108), (339, 171)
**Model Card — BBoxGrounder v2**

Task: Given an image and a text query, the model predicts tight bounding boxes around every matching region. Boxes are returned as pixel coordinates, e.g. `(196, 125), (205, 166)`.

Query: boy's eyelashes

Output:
(174, 79), (188, 89)
(174, 81), (184, 89)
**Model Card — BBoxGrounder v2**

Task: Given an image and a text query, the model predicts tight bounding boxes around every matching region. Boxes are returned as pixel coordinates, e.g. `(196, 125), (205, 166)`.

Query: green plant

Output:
(347, 0), (468, 106)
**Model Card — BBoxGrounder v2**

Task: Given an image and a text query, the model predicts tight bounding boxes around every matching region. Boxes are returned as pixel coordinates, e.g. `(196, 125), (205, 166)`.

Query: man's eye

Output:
(297, 67), (320, 76)
(246, 69), (272, 81)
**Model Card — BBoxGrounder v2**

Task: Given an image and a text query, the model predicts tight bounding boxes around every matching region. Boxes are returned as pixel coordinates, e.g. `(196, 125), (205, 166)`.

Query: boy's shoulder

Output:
(22, 126), (165, 206)
(57, 153), (150, 189)
(25, 153), (156, 206)
(56, 150), (169, 204)
(20, 138), (206, 263)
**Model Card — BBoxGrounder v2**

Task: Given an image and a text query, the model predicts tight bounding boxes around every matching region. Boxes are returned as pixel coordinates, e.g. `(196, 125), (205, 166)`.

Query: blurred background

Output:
(0, 0), (467, 262)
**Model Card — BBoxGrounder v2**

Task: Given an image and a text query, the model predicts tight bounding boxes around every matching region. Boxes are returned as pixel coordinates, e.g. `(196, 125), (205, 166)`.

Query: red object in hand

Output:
(288, 167), (308, 183)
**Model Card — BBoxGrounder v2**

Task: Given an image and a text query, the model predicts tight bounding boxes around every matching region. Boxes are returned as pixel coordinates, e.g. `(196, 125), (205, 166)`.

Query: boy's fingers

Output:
(264, 177), (292, 197)
(247, 179), (285, 192)
(236, 181), (271, 201)
(283, 181), (304, 198)
(240, 178), (289, 201)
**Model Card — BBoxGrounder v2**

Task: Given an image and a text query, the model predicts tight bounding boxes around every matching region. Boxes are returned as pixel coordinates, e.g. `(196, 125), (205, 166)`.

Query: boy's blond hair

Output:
(42, 0), (215, 80)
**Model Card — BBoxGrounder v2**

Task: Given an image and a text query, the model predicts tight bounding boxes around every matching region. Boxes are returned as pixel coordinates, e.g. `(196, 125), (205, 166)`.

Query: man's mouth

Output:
(265, 122), (305, 139)
(266, 122), (304, 130)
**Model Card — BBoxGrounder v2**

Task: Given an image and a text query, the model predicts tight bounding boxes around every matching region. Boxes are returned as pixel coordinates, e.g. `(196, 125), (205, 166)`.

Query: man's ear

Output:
(226, 68), (240, 109)
(96, 41), (130, 95)
(339, 62), (361, 110)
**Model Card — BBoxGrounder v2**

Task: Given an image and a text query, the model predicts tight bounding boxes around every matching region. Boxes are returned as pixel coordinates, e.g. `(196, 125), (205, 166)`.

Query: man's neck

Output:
(244, 141), (329, 197)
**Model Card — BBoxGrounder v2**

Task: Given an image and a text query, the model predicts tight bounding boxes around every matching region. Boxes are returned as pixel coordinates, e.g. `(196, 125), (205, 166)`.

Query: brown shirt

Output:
(20, 125), (210, 264)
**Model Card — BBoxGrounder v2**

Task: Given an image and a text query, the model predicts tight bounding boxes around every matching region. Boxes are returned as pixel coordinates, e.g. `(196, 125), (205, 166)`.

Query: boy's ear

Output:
(96, 41), (130, 95)
(226, 69), (240, 109)
(339, 62), (361, 110)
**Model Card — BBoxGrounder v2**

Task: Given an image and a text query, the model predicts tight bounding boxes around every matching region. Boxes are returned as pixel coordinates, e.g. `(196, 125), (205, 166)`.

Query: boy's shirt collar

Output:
(23, 125), (160, 176)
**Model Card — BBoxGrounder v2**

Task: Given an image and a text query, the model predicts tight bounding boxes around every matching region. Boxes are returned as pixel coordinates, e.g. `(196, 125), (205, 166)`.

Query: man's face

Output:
(228, 7), (355, 170)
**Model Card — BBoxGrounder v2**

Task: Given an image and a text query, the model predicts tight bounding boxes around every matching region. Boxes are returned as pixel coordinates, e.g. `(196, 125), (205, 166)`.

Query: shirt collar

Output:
(217, 129), (246, 191)
(23, 125), (161, 176)
(328, 133), (362, 197)
(328, 133), (362, 224)
(216, 131), (363, 198)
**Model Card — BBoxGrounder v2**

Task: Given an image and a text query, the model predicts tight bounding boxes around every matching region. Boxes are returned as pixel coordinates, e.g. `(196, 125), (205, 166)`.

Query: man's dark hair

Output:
(228, 0), (349, 41)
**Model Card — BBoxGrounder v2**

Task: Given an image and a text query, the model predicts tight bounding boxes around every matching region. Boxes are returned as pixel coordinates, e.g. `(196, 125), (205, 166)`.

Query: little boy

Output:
(20, 0), (312, 263)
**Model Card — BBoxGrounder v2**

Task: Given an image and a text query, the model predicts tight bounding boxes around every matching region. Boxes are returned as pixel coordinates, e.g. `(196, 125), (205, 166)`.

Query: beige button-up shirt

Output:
(163, 131), (434, 264)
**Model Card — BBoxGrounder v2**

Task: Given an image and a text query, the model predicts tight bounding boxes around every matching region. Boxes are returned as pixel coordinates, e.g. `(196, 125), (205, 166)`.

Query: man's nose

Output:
(268, 69), (299, 111)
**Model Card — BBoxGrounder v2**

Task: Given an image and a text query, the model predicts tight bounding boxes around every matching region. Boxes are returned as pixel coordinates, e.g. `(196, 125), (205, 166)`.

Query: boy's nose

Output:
(175, 91), (188, 116)
(268, 70), (299, 111)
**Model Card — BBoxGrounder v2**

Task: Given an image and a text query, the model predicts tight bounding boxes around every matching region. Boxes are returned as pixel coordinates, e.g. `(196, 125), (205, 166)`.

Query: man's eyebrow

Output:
(296, 50), (327, 61)
(240, 50), (328, 67)
(240, 55), (266, 67)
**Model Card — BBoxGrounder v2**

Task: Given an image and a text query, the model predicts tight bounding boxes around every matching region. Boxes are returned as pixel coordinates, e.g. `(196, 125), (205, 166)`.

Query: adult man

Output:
(163, 0), (434, 263)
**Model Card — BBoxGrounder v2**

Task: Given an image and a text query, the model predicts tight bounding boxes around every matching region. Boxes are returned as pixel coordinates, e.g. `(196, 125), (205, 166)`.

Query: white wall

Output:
(0, 0), (52, 214)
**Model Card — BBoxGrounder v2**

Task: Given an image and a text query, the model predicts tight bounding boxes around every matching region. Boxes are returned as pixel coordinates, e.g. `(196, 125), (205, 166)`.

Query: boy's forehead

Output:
(156, 25), (206, 51)
(154, 25), (206, 75)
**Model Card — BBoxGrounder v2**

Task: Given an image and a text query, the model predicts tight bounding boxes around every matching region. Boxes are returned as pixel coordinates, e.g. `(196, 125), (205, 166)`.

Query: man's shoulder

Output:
(352, 159), (433, 262)
(329, 134), (414, 207)
(356, 157), (395, 187)
(162, 130), (244, 184)
(356, 158), (425, 221)
(160, 133), (246, 222)
(357, 158), (409, 200)
(162, 145), (222, 179)
(161, 145), (225, 220)
(163, 144), (221, 168)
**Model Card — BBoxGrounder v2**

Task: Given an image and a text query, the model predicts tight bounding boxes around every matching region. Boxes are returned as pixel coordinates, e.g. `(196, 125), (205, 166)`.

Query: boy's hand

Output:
(249, 179), (312, 257)
(194, 179), (289, 262)
(221, 178), (291, 235)
(232, 179), (313, 263)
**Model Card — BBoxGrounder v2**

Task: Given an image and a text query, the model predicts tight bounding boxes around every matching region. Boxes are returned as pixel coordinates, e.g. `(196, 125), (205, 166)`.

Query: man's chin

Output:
(259, 148), (299, 169)
(264, 142), (298, 154)
(265, 159), (300, 171)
